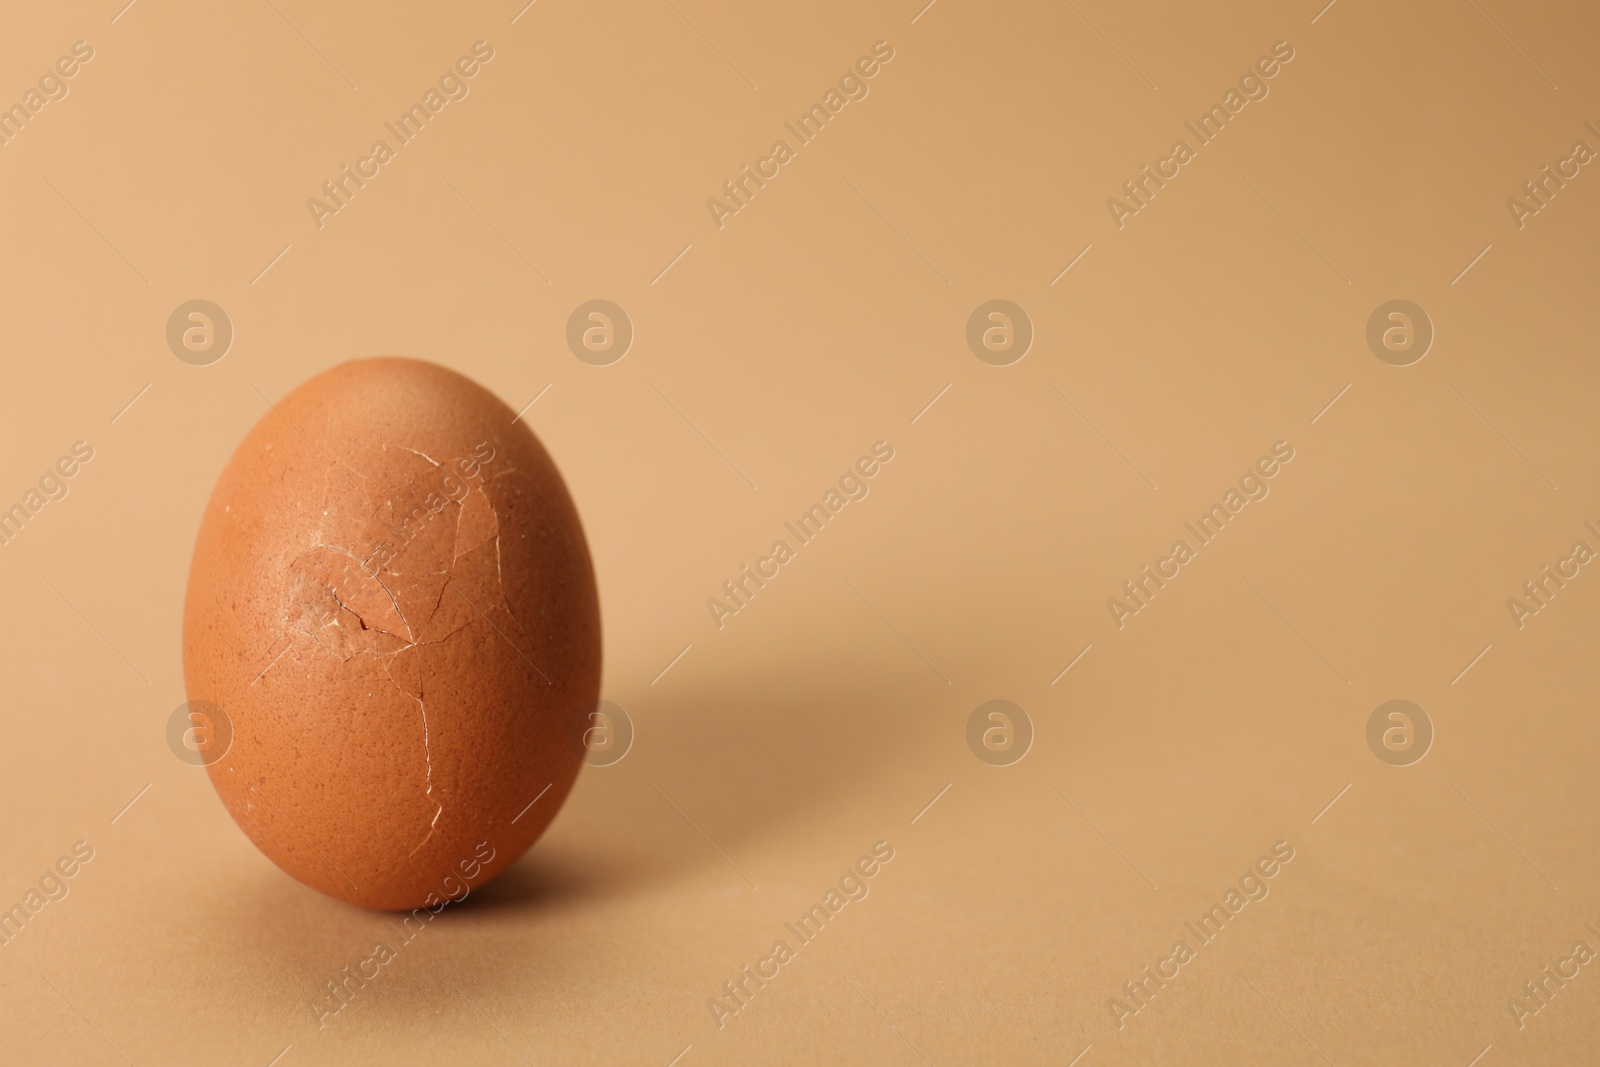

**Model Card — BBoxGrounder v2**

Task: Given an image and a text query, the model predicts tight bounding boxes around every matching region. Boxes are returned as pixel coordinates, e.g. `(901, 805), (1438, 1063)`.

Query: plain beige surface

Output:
(2, 0), (1599, 1063)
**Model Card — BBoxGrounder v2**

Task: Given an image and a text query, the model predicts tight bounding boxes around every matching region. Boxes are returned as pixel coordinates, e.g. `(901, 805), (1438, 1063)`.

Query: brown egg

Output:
(183, 359), (600, 910)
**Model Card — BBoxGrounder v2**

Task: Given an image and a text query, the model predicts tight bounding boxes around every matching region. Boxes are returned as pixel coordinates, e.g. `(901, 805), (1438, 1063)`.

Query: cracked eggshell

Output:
(182, 358), (600, 911)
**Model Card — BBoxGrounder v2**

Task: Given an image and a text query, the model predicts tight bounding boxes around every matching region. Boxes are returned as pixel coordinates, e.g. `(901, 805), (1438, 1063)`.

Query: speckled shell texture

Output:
(183, 358), (600, 910)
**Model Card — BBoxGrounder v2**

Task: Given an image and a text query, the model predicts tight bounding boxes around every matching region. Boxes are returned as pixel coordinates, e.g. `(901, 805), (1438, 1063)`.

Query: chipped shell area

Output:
(182, 358), (601, 911)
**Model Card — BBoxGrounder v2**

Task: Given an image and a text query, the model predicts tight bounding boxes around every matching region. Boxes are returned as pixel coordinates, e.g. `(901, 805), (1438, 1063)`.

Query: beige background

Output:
(2, 0), (1599, 1063)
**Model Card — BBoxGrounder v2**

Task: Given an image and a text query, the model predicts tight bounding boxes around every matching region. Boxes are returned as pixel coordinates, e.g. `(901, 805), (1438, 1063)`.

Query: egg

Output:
(183, 359), (600, 910)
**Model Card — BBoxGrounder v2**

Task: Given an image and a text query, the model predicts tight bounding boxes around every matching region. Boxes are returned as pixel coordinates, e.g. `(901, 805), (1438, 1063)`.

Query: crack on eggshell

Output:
(252, 444), (550, 865)
(315, 540), (417, 643)
(406, 681), (442, 859)
(389, 443), (443, 468)
(436, 476), (555, 687)
(452, 481), (499, 562)
(481, 472), (551, 666)
(377, 644), (457, 858)
(328, 587), (406, 640)
(352, 558), (417, 644)
(494, 532), (507, 604)
(282, 556), (409, 663)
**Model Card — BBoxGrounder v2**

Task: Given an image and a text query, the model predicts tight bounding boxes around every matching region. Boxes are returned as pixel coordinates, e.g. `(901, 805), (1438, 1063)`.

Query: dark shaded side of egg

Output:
(183, 358), (600, 910)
